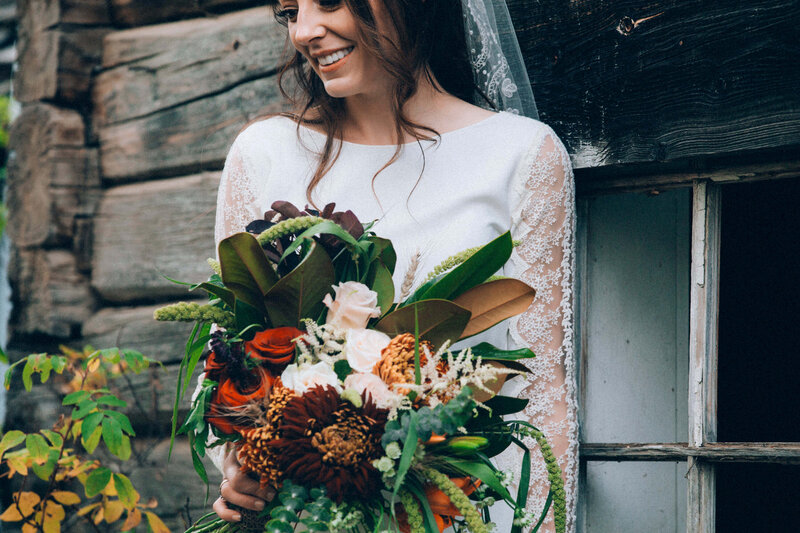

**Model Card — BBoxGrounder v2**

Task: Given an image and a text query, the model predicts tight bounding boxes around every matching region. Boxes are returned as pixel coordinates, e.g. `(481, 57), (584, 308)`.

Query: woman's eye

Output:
(275, 7), (298, 25)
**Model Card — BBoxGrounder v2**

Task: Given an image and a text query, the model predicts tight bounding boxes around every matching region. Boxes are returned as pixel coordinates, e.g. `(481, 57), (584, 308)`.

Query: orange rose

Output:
(206, 368), (273, 435)
(244, 327), (303, 369)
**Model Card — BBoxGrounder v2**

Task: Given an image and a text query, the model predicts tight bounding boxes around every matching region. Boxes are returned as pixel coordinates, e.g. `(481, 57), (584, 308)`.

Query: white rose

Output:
(345, 329), (391, 373)
(344, 372), (399, 409)
(280, 362), (342, 395)
(323, 281), (382, 330)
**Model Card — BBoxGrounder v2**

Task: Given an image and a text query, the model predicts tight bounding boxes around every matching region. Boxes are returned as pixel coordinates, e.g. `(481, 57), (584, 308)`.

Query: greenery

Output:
(0, 346), (172, 532)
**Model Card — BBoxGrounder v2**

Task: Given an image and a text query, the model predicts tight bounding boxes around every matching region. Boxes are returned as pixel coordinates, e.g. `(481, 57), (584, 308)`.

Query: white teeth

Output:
(319, 47), (353, 66)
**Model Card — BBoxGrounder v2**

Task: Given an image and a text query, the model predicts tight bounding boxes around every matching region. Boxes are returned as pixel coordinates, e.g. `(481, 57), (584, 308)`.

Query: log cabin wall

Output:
(4, 0), (800, 530)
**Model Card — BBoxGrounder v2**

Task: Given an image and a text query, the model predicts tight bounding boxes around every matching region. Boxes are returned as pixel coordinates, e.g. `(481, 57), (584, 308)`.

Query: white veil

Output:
(462, 0), (539, 120)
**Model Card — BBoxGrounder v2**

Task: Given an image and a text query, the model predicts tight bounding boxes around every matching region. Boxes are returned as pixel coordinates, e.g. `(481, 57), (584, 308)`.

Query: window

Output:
(576, 174), (800, 532)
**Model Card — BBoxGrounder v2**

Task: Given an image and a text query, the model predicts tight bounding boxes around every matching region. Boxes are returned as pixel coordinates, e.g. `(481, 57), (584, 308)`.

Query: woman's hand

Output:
(213, 446), (276, 522)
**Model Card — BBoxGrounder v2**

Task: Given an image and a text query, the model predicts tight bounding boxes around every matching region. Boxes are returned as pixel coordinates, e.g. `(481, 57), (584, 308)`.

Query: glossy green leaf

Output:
(470, 342), (535, 361)
(104, 410), (135, 436)
(375, 299), (471, 347)
(368, 261), (395, 316)
(439, 457), (513, 503)
(265, 242), (335, 328)
(63, 390), (91, 406)
(392, 411), (418, 506)
(279, 220), (361, 262)
(81, 412), (104, 444)
(234, 299), (267, 336)
(85, 467), (112, 498)
(406, 479), (439, 533)
(483, 395), (529, 416)
(511, 436), (531, 533)
(96, 395), (127, 408)
(196, 282), (235, 309)
(219, 232), (279, 311)
(419, 231), (513, 301)
(71, 399), (98, 420)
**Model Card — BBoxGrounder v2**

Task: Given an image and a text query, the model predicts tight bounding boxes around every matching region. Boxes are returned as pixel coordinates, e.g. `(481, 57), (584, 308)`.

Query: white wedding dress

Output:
(212, 111), (578, 532)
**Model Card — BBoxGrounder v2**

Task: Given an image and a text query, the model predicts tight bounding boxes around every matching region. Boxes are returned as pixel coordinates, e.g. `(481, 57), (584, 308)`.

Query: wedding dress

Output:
(211, 111), (578, 531)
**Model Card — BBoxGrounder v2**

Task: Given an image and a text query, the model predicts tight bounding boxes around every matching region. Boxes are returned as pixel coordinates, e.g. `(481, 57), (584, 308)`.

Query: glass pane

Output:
(718, 177), (800, 442)
(579, 189), (690, 443)
(716, 463), (800, 530)
(581, 461), (687, 532)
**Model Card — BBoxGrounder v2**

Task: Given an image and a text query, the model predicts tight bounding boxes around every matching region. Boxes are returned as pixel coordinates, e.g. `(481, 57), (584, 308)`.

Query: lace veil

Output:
(462, 0), (539, 119)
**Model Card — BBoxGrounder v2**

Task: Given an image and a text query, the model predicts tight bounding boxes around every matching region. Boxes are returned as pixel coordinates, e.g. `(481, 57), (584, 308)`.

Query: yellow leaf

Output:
(51, 491), (81, 506)
(22, 522), (37, 533)
(121, 508), (142, 530)
(7, 456), (29, 476)
(76, 502), (100, 517)
(104, 500), (125, 523)
(145, 511), (171, 533)
(13, 492), (41, 518)
(0, 505), (23, 522)
(87, 358), (101, 373)
(93, 506), (104, 525)
(42, 501), (65, 533)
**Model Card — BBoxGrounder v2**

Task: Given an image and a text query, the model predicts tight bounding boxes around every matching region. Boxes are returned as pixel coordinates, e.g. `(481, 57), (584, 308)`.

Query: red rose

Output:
(203, 351), (226, 381)
(206, 368), (273, 435)
(244, 327), (303, 369)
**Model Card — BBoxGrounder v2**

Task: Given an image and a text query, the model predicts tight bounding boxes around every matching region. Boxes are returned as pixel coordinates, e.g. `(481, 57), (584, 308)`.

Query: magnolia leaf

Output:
(419, 231), (513, 301)
(264, 242), (335, 328)
(145, 510), (171, 533)
(51, 491), (81, 505)
(375, 299), (471, 347)
(103, 499), (125, 523)
(219, 232), (279, 311)
(453, 278), (536, 338)
(368, 261), (395, 316)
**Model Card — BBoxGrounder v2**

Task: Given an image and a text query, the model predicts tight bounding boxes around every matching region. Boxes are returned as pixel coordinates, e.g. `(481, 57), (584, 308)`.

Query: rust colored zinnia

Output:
(206, 367), (273, 435)
(269, 385), (388, 501)
(244, 327), (303, 369)
(238, 378), (296, 488)
(374, 333), (450, 401)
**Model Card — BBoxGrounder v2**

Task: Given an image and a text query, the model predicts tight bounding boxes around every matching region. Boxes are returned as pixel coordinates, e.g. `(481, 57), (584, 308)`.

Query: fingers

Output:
(212, 496), (241, 523)
(221, 475), (268, 512)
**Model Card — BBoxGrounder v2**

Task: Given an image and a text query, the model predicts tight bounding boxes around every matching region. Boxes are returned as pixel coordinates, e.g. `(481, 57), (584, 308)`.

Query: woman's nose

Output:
(292, 8), (326, 46)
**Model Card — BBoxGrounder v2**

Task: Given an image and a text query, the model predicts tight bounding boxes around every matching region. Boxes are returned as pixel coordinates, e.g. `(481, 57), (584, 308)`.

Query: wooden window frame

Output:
(576, 168), (800, 532)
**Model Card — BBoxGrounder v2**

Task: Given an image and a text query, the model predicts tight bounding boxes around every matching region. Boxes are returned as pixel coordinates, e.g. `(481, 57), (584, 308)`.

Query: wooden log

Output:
(15, 21), (108, 103)
(109, 0), (267, 28)
(6, 104), (100, 247)
(7, 248), (94, 338)
(581, 442), (800, 465)
(92, 173), (219, 302)
(95, 7), (286, 126)
(98, 76), (283, 181)
(82, 304), (196, 363)
(510, 0), (800, 168)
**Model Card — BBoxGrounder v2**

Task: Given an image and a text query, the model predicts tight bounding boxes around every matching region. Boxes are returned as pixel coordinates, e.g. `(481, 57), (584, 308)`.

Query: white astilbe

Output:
(295, 319), (346, 366)
(395, 341), (518, 407)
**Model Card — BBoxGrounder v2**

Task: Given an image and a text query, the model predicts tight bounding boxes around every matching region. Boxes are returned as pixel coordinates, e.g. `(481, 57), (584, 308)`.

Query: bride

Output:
(206, 0), (577, 530)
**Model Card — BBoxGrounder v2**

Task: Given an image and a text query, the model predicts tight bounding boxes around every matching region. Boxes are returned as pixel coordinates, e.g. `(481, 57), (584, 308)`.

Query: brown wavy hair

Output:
(263, 0), (491, 204)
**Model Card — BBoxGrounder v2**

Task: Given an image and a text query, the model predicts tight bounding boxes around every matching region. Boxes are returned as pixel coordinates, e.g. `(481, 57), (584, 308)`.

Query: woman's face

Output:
(277, 0), (392, 100)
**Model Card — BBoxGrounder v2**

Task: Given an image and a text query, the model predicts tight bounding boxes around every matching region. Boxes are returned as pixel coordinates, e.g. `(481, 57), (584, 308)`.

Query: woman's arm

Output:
(505, 126), (578, 532)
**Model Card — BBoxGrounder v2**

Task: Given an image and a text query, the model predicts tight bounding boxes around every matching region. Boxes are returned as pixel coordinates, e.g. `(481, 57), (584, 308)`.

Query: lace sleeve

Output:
(214, 135), (268, 246)
(503, 127), (578, 531)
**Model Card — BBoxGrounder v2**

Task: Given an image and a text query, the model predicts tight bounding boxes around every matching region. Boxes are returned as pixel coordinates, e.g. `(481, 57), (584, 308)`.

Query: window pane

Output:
(718, 177), (800, 442)
(579, 189), (690, 443)
(581, 461), (687, 532)
(716, 463), (800, 530)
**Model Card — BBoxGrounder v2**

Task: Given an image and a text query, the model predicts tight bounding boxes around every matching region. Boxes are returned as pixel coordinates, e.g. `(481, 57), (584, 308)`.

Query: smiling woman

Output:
(206, 0), (578, 531)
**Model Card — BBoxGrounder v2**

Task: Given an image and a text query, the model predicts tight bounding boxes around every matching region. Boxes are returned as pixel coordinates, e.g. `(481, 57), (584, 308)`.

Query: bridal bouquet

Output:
(155, 202), (565, 533)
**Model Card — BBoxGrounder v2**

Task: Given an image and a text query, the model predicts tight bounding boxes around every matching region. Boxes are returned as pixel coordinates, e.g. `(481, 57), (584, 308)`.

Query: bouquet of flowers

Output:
(155, 202), (566, 533)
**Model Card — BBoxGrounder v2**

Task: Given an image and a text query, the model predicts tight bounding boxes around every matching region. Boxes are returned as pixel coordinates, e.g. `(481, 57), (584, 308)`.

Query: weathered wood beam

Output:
(92, 173), (218, 303)
(108, 0), (268, 28)
(95, 7), (286, 126)
(510, 0), (800, 168)
(581, 443), (800, 464)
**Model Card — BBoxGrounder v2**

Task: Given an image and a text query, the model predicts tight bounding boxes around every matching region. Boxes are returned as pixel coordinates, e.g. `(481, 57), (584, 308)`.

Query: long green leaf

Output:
(391, 412), (418, 507)
(470, 342), (535, 361)
(170, 321), (199, 457)
(375, 299), (471, 347)
(195, 282), (235, 309)
(279, 220), (361, 262)
(406, 479), (439, 533)
(265, 242), (335, 328)
(219, 232), (279, 310)
(418, 231), (513, 301)
(510, 437), (531, 533)
(439, 457), (513, 503)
